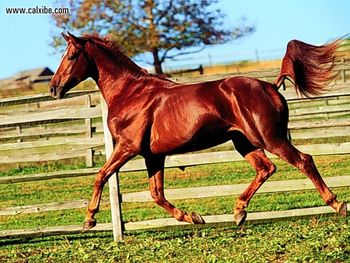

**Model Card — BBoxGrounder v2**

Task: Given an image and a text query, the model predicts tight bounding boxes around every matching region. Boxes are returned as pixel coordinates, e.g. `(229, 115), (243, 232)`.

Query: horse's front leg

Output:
(83, 141), (137, 231)
(145, 155), (205, 224)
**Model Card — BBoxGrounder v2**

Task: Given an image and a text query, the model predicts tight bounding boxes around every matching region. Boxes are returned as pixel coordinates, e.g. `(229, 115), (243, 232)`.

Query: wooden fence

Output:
(1, 90), (350, 167)
(0, 62), (349, 168)
(0, 65), (350, 240)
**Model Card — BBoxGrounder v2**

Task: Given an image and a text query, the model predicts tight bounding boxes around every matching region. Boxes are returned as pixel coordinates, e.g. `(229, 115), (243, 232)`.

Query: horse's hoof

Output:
(190, 212), (205, 224)
(234, 210), (247, 226)
(82, 218), (97, 231)
(338, 202), (347, 217)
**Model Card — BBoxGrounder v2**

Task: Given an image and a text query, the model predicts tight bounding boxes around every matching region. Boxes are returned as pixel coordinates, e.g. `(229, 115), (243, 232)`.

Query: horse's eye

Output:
(67, 54), (77, 61)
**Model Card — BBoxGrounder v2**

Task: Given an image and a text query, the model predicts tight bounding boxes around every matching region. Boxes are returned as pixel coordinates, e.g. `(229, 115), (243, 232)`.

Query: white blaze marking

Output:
(59, 46), (68, 64)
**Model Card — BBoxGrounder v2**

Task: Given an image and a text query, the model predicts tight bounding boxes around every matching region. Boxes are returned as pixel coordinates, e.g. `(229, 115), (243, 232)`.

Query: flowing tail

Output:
(274, 39), (341, 97)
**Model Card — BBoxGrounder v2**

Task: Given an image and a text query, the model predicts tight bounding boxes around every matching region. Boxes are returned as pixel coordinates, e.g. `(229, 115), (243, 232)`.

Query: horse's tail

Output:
(274, 39), (341, 97)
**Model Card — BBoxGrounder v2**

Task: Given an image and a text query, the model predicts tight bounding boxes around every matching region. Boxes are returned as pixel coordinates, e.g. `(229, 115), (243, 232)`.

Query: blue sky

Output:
(0, 0), (349, 78)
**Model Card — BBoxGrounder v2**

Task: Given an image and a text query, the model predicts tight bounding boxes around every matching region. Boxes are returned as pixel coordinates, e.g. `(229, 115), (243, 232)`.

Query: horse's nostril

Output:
(50, 86), (55, 94)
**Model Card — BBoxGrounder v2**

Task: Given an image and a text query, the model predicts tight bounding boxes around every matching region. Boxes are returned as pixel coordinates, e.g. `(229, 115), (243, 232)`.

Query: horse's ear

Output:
(61, 32), (69, 42)
(67, 31), (86, 48)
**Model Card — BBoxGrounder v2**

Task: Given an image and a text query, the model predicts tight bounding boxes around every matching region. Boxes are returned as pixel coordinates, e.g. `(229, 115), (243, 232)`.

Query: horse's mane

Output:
(83, 33), (126, 60)
(82, 33), (171, 81)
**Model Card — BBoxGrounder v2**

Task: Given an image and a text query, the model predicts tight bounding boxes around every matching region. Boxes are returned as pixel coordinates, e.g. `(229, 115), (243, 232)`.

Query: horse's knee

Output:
(298, 153), (315, 173)
(264, 162), (276, 179)
(300, 152), (313, 163)
(246, 150), (276, 180)
(256, 158), (276, 183)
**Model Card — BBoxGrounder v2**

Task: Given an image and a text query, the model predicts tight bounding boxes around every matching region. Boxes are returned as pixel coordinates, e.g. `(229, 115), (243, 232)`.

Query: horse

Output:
(50, 32), (347, 231)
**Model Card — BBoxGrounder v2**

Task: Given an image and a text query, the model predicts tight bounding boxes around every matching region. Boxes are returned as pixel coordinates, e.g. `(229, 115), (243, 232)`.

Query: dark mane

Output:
(83, 33), (125, 58)
(82, 33), (171, 81)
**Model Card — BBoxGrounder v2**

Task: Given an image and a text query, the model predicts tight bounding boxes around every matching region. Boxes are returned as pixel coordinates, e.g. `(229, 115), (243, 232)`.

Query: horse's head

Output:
(49, 32), (91, 99)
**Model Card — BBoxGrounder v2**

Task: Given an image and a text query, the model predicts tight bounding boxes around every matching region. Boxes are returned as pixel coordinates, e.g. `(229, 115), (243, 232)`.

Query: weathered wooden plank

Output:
(1, 176), (349, 215)
(124, 205), (346, 231)
(0, 137), (103, 151)
(288, 119), (350, 129)
(1, 205), (347, 239)
(122, 175), (350, 203)
(296, 142), (350, 156)
(288, 100), (350, 114)
(0, 168), (100, 184)
(0, 123), (104, 141)
(0, 95), (100, 117)
(0, 223), (112, 239)
(291, 126), (350, 140)
(291, 111), (350, 121)
(0, 129), (85, 141)
(0, 90), (99, 107)
(0, 199), (90, 216)
(1, 142), (350, 183)
(0, 150), (89, 164)
(289, 104), (350, 117)
(0, 105), (102, 128)
(287, 91), (350, 104)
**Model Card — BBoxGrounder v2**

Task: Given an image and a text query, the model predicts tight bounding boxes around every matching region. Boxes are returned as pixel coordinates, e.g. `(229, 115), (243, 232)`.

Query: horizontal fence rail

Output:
(1, 175), (349, 216)
(1, 205), (349, 239)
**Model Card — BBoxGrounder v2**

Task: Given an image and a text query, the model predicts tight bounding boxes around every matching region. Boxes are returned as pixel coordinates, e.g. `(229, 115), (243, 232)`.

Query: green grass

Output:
(0, 154), (349, 262)
(1, 217), (349, 262)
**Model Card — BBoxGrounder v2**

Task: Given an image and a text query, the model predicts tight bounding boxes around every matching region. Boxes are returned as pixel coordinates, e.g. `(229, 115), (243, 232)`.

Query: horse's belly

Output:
(149, 115), (232, 155)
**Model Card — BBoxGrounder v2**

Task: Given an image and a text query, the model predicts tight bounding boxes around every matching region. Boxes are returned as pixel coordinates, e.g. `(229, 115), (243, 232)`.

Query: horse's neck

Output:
(89, 50), (146, 106)
(98, 73), (142, 105)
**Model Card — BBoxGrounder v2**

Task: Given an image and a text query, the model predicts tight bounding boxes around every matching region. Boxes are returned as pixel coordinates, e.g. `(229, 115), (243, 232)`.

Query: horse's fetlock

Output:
(174, 210), (186, 221)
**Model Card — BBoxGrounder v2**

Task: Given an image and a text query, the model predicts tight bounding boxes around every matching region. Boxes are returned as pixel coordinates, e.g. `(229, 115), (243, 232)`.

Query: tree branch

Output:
(154, 1), (173, 25)
(161, 46), (206, 61)
(132, 56), (154, 66)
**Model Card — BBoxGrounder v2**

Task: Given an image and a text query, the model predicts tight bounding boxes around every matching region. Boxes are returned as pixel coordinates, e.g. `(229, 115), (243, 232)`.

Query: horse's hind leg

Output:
(232, 133), (276, 226)
(145, 155), (205, 224)
(266, 139), (347, 216)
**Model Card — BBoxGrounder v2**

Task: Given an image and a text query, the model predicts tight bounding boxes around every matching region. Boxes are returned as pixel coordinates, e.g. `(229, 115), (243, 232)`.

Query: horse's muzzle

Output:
(49, 85), (57, 98)
(49, 85), (64, 99)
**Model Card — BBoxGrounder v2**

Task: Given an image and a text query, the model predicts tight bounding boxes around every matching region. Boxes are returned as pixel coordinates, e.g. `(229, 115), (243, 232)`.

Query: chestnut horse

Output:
(50, 32), (347, 231)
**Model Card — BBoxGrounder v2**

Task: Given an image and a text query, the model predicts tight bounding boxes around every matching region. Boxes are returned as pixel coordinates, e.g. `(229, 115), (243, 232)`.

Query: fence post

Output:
(341, 59), (346, 83)
(16, 126), (22, 143)
(85, 95), (94, 167)
(100, 93), (124, 241)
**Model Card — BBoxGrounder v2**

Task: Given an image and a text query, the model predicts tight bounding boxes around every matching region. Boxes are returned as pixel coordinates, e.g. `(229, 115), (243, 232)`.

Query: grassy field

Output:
(1, 217), (349, 263)
(0, 154), (349, 262)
